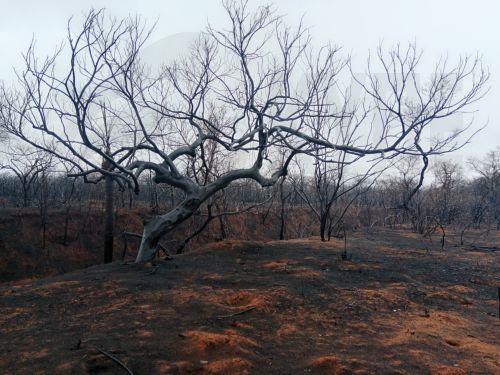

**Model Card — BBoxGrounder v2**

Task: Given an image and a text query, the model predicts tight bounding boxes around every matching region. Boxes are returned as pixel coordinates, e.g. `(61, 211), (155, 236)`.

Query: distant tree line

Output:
(0, 147), (497, 257)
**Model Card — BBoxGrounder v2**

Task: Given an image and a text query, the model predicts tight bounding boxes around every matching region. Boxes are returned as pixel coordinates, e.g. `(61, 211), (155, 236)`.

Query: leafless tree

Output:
(0, 144), (52, 208)
(390, 155), (428, 232)
(292, 152), (386, 242)
(431, 160), (463, 222)
(468, 148), (500, 231)
(0, 2), (489, 261)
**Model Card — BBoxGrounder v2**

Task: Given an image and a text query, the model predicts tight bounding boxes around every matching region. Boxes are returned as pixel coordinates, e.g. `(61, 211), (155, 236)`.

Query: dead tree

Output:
(0, 2), (489, 262)
(0, 144), (52, 208)
(468, 148), (500, 231)
(292, 152), (386, 241)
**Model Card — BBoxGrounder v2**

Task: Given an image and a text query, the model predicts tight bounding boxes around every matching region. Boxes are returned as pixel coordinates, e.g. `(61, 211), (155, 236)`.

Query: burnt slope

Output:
(0, 229), (498, 374)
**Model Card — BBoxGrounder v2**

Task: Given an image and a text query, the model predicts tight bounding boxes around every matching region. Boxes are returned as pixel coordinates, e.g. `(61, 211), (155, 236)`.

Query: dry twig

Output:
(217, 306), (256, 319)
(95, 347), (134, 375)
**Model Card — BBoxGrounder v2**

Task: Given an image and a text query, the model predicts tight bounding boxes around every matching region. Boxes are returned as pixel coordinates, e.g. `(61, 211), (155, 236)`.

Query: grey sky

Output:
(1, 0), (498, 161)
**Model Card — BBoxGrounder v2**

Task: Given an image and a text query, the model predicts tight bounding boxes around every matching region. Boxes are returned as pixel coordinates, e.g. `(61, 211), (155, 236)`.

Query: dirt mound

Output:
(308, 356), (346, 374)
(225, 290), (267, 309)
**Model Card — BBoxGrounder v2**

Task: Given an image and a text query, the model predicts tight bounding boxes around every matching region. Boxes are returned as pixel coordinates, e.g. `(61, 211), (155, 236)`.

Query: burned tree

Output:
(468, 148), (500, 231)
(0, 144), (52, 208)
(0, 2), (488, 262)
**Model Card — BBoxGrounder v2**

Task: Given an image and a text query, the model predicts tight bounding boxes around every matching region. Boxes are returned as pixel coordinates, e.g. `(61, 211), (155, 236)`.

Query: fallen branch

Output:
(95, 347), (134, 375)
(217, 306), (256, 319)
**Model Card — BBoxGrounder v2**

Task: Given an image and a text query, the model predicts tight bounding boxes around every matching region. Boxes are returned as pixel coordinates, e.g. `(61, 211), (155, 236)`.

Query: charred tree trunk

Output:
(319, 213), (328, 242)
(103, 169), (114, 264)
(62, 206), (71, 246)
(279, 182), (286, 240)
(22, 182), (29, 208)
(218, 215), (227, 240)
(278, 177), (292, 240)
(38, 172), (48, 252)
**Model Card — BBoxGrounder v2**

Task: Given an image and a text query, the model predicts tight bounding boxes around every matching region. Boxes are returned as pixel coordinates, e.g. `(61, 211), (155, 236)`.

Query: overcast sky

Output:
(1, 0), (498, 162)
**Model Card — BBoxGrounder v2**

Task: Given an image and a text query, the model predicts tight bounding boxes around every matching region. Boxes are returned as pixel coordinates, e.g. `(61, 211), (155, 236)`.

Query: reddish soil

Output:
(0, 228), (498, 374)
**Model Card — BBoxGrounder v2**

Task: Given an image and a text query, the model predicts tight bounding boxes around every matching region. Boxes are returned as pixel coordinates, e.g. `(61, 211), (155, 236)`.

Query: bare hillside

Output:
(0, 229), (498, 374)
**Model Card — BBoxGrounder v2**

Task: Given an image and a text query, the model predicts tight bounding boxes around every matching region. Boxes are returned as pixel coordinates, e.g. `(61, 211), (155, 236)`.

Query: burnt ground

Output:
(0, 228), (498, 374)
